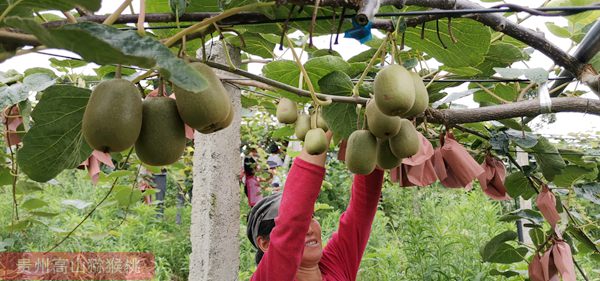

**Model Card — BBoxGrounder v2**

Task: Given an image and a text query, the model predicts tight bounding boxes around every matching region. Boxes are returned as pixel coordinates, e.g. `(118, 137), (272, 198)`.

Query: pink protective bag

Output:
(552, 241), (576, 281)
(477, 155), (510, 200)
(433, 132), (484, 190)
(536, 185), (561, 229)
(79, 150), (115, 184)
(528, 254), (545, 281)
(3, 106), (23, 146)
(390, 132), (437, 187)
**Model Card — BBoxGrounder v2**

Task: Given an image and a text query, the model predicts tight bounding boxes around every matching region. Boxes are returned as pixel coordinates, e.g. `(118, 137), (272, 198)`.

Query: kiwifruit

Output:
(403, 72), (429, 118)
(366, 99), (402, 139)
(276, 98), (297, 124)
(310, 111), (329, 131)
(376, 138), (401, 169)
(82, 79), (142, 152)
(345, 130), (377, 174)
(388, 119), (420, 158)
(199, 102), (233, 134)
(295, 114), (310, 141)
(173, 62), (231, 131)
(373, 64), (416, 116)
(135, 97), (186, 166)
(305, 128), (328, 155)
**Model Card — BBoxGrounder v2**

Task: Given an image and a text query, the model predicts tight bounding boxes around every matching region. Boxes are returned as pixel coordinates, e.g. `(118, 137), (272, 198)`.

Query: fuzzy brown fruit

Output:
(345, 130), (377, 174)
(199, 102), (233, 134)
(305, 128), (328, 155)
(82, 79), (142, 152)
(373, 64), (416, 116)
(366, 99), (402, 139)
(135, 97), (186, 166)
(295, 114), (310, 141)
(376, 138), (401, 169)
(276, 98), (298, 124)
(388, 119), (420, 159)
(173, 62), (231, 131)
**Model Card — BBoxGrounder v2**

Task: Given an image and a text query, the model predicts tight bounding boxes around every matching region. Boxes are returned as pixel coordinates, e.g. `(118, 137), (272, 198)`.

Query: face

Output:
(300, 218), (323, 267)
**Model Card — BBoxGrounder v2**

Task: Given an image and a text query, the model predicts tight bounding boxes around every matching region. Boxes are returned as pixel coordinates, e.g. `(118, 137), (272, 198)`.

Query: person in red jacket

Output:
(246, 132), (384, 281)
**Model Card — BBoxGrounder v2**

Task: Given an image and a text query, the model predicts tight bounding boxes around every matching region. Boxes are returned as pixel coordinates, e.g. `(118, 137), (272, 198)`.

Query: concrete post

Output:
(188, 41), (241, 281)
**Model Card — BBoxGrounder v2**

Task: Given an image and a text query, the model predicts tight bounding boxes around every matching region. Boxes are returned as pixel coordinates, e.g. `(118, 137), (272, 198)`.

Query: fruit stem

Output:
(137, 0), (146, 36)
(213, 23), (237, 70)
(352, 35), (389, 97)
(103, 0), (134, 25)
(163, 2), (275, 48)
(0, 0), (25, 23)
(285, 35), (331, 106)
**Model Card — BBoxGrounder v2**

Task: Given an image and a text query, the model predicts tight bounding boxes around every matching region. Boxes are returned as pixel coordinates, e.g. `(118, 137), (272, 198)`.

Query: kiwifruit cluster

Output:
(276, 99), (329, 155)
(82, 62), (232, 166)
(345, 65), (429, 174)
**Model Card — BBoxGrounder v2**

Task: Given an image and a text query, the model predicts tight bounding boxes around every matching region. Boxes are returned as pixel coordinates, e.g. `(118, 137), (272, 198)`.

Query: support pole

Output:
(188, 41), (242, 281)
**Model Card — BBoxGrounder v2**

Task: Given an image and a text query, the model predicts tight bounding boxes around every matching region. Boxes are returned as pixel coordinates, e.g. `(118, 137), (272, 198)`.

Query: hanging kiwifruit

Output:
(82, 79), (142, 152)
(373, 64), (416, 116)
(295, 114), (310, 141)
(403, 71), (429, 118)
(310, 110), (329, 132)
(345, 130), (377, 174)
(199, 102), (233, 134)
(366, 99), (402, 139)
(388, 119), (420, 159)
(173, 62), (231, 131)
(135, 97), (186, 166)
(276, 98), (298, 124)
(305, 128), (328, 155)
(376, 138), (402, 169)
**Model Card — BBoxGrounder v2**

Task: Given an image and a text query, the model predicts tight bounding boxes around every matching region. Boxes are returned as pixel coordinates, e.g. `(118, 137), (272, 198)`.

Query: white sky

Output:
(1, 0), (599, 137)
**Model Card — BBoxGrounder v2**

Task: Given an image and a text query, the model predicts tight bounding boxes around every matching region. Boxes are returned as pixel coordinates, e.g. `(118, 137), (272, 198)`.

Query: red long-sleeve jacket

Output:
(251, 158), (384, 281)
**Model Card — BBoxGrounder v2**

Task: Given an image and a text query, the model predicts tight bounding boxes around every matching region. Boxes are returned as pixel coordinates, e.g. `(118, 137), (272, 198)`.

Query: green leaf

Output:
(476, 41), (528, 76)
(15, 181), (43, 194)
(0, 166), (12, 186)
(481, 230), (527, 264)
(262, 60), (305, 102)
(113, 185), (142, 207)
(403, 18), (491, 68)
(530, 137), (566, 181)
(566, 225), (599, 253)
(440, 66), (482, 76)
(0, 69), (22, 84)
(504, 129), (538, 148)
(318, 71), (353, 96)
(348, 49), (377, 63)
(493, 67), (548, 84)
(0, 0), (101, 20)
(322, 103), (359, 140)
(93, 65), (136, 79)
(23, 67), (56, 78)
(499, 209), (544, 225)
(473, 84), (517, 105)
(573, 183), (600, 204)
(271, 125), (295, 139)
(304, 56), (351, 90)
(505, 171), (536, 199)
(49, 58), (88, 69)
(553, 165), (595, 187)
(62, 199), (92, 210)
(0, 73), (56, 109)
(545, 22), (571, 38)
(227, 33), (275, 58)
(590, 52), (600, 73)
(309, 49), (341, 58)
(29, 211), (59, 218)
(529, 228), (546, 248)
(489, 269), (519, 278)
(5, 219), (31, 231)
(21, 198), (48, 210)
(5, 19), (206, 93)
(16, 85), (93, 182)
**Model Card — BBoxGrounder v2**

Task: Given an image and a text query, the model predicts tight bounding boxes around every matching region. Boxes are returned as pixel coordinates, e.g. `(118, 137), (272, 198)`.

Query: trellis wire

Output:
(116, 5), (600, 31)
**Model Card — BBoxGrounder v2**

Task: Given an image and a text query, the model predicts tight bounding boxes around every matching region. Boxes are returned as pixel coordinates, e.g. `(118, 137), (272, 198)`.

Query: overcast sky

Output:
(1, 0), (599, 137)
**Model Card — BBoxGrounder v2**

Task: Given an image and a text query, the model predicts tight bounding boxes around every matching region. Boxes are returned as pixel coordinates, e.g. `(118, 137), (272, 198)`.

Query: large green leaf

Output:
(227, 33), (275, 58)
(5, 19), (206, 93)
(403, 18), (491, 68)
(553, 165), (597, 187)
(0, 73), (56, 109)
(321, 103), (359, 140)
(499, 209), (544, 225)
(530, 137), (566, 181)
(505, 171), (536, 199)
(318, 71), (353, 96)
(473, 84), (518, 105)
(0, 0), (101, 21)
(16, 85), (93, 182)
(476, 41), (528, 76)
(481, 230), (527, 264)
(21, 198), (48, 210)
(574, 183), (600, 205)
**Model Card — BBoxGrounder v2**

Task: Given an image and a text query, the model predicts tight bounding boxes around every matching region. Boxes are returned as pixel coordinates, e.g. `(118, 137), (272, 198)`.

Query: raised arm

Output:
(251, 134), (331, 281)
(319, 168), (385, 280)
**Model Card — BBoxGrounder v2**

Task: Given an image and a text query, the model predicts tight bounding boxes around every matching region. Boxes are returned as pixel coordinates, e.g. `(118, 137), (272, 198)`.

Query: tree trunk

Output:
(188, 41), (241, 281)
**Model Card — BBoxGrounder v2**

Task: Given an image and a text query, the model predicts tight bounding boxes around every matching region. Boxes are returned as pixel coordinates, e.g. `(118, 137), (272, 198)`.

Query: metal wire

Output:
(117, 5), (600, 31)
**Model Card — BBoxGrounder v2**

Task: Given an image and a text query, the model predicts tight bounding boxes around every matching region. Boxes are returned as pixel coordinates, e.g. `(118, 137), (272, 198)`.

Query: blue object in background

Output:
(344, 19), (373, 44)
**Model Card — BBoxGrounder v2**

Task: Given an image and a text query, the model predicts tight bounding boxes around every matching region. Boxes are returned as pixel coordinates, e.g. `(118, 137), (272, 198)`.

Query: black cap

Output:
(246, 192), (282, 248)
